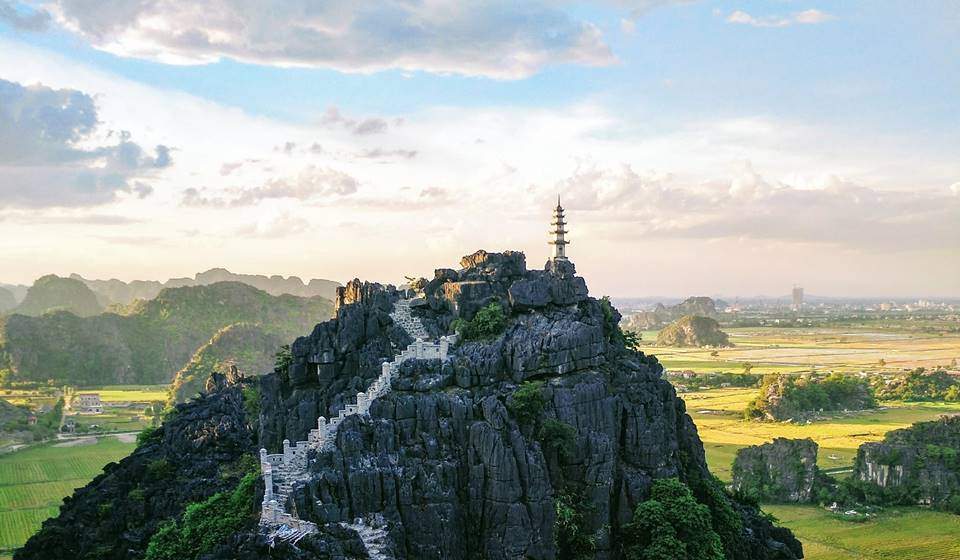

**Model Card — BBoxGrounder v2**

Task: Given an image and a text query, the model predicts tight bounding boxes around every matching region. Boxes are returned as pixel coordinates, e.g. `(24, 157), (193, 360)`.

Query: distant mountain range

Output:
(0, 268), (340, 314)
(0, 281), (334, 387)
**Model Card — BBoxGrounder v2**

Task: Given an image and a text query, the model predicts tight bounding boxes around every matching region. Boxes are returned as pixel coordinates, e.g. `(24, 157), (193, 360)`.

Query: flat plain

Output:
(642, 326), (960, 375)
(646, 324), (960, 558)
(763, 505), (960, 560)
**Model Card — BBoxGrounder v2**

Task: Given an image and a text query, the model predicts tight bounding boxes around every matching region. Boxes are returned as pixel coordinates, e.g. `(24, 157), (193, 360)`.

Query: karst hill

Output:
(17, 247), (802, 560)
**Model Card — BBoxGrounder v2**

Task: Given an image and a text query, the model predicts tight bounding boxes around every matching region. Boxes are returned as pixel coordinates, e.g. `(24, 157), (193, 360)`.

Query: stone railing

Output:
(259, 299), (454, 548)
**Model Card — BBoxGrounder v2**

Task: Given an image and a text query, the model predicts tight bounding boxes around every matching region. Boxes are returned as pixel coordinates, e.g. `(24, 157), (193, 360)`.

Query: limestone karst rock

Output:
(655, 314), (731, 348)
(17, 250), (802, 560)
(732, 438), (821, 503)
(852, 415), (960, 506)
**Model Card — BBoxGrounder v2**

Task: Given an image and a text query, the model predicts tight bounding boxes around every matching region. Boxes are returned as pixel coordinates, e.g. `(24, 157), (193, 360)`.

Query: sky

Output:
(0, 0), (958, 297)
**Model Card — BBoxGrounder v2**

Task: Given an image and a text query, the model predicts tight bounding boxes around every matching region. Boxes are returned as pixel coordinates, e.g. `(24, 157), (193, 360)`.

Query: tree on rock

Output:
(623, 478), (724, 560)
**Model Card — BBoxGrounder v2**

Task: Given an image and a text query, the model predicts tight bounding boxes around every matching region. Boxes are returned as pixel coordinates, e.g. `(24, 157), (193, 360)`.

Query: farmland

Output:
(0, 436), (136, 556)
(655, 324), (960, 558)
(640, 326), (960, 376)
(763, 505), (960, 560)
(684, 387), (960, 480)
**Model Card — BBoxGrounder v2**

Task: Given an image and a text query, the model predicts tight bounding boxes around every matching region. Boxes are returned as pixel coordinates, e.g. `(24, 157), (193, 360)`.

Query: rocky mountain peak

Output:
(17, 249), (802, 560)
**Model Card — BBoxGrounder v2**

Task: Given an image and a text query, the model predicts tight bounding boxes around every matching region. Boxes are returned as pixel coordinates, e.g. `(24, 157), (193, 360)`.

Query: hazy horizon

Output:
(1, 1), (958, 297)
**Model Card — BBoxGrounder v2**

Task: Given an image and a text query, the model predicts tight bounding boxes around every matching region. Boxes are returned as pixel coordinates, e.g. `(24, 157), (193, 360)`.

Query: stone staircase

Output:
(389, 298), (429, 339)
(342, 515), (393, 560)
(259, 298), (454, 552)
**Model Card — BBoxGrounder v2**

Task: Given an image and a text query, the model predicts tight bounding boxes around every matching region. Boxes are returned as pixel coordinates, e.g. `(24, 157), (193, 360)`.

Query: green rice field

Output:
(764, 505), (960, 560)
(0, 436), (136, 555)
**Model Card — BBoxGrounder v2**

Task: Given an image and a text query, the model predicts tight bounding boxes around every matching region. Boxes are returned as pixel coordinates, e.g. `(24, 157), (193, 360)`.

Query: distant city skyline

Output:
(0, 1), (958, 297)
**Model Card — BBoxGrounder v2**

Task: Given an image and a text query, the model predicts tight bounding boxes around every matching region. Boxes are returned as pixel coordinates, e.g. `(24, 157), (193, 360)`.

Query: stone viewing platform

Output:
(258, 297), (455, 549)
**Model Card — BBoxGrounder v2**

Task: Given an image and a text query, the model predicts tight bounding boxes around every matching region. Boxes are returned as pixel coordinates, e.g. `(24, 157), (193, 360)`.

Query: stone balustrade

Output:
(258, 299), (455, 547)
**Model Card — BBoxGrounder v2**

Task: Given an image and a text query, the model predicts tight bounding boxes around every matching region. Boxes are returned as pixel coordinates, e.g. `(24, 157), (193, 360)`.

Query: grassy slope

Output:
(0, 437), (135, 554)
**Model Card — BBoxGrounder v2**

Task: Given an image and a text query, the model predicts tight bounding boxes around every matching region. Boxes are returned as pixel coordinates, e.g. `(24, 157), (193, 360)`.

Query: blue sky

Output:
(0, 0), (957, 296)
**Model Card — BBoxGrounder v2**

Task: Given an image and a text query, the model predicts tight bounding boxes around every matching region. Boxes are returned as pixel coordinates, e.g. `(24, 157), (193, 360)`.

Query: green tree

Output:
(273, 344), (292, 372)
(622, 478), (724, 560)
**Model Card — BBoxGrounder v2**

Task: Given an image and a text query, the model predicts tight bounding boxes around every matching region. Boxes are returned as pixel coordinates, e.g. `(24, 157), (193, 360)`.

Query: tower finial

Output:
(548, 197), (569, 261)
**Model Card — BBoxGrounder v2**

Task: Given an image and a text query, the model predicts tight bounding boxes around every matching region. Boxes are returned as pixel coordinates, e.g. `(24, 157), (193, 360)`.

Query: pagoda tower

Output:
(549, 196), (569, 261)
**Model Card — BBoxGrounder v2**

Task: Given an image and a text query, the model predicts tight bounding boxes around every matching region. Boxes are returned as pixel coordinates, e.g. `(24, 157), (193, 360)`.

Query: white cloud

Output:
(725, 9), (834, 28)
(40, 0), (615, 79)
(0, 78), (170, 208)
(793, 9), (834, 24)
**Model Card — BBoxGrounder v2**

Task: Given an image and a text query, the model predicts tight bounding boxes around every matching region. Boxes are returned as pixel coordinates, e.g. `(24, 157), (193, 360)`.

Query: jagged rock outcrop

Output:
(732, 438), (820, 503)
(852, 415), (960, 506)
(18, 250), (802, 560)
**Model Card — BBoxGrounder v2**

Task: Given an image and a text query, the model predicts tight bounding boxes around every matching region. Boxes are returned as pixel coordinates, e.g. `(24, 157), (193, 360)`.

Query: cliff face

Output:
(852, 416), (960, 506)
(18, 250), (801, 560)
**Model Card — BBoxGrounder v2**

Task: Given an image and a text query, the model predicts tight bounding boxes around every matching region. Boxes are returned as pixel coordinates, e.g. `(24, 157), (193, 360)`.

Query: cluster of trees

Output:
(873, 368), (960, 401)
(745, 373), (876, 421)
(668, 371), (761, 390)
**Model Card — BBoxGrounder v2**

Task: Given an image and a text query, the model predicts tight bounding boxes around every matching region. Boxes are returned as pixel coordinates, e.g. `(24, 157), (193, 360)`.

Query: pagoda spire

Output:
(549, 196), (569, 261)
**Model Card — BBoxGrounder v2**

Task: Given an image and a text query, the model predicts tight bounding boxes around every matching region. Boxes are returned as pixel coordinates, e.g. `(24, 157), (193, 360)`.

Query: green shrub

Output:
(508, 381), (545, 427)
(623, 478), (724, 560)
(452, 302), (507, 341)
(144, 472), (258, 560)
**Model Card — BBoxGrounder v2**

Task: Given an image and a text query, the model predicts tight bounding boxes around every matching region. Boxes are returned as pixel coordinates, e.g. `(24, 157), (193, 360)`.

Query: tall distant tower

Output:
(792, 285), (804, 310)
(549, 196), (569, 261)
